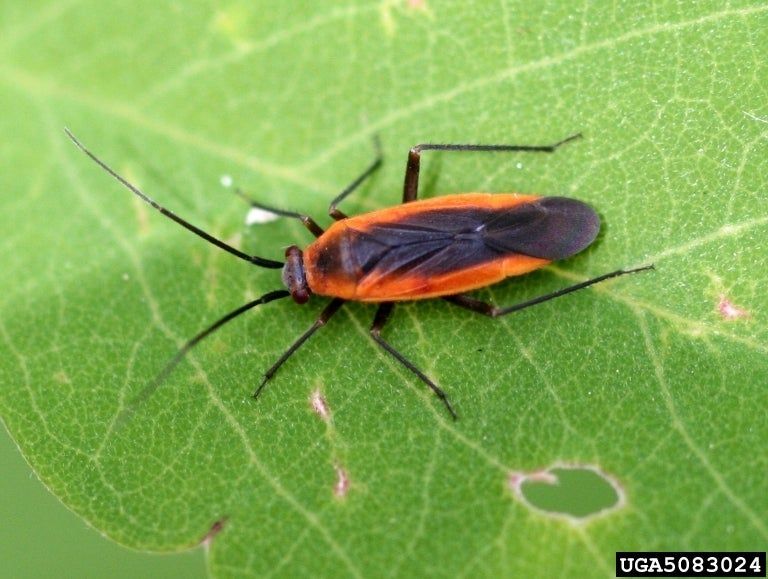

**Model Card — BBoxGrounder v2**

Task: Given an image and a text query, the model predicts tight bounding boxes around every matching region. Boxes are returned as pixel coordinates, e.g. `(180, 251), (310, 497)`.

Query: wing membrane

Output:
(352, 197), (599, 279)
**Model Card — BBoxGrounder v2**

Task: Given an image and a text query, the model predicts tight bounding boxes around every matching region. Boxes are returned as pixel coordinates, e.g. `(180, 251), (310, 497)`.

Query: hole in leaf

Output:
(508, 465), (624, 521)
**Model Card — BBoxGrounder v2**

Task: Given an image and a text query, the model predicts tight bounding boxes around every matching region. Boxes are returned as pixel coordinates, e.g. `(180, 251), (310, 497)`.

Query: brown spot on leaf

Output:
(53, 371), (71, 385)
(199, 517), (228, 547)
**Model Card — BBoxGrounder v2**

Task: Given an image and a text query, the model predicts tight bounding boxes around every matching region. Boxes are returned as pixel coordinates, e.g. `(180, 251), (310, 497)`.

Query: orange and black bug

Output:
(66, 129), (651, 419)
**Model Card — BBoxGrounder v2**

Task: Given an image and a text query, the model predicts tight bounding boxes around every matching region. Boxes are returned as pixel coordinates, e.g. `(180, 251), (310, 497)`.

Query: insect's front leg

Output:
(327, 136), (383, 221)
(234, 189), (325, 238)
(254, 298), (345, 399)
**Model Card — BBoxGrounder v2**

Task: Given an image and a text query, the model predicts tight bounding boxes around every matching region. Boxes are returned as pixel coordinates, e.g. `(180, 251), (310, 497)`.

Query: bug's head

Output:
(282, 246), (311, 304)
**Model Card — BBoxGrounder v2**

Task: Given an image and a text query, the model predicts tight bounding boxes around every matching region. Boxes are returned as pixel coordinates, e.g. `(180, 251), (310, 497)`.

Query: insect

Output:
(66, 129), (651, 419)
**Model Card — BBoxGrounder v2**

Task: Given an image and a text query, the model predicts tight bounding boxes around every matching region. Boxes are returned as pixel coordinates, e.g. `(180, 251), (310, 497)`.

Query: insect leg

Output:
(402, 133), (582, 203)
(444, 265), (653, 317)
(234, 189), (324, 238)
(254, 298), (345, 399)
(369, 303), (458, 420)
(327, 135), (383, 221)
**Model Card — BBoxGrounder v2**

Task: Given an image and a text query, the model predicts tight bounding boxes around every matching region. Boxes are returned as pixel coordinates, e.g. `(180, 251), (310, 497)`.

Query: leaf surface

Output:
(1, 1), (766, 577)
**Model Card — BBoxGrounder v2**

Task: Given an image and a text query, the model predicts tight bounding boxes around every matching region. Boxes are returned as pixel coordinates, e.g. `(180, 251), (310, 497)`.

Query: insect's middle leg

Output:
(402, 133), (583, 204)
(444, 266), (653, 317)
(254, 298), (345, 399)
(369, 303), (457, 419)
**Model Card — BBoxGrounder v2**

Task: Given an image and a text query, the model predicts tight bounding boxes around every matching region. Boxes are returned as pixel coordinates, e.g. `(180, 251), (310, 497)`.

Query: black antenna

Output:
(64, 128), (284, 269)
(116, 289), (291, 426)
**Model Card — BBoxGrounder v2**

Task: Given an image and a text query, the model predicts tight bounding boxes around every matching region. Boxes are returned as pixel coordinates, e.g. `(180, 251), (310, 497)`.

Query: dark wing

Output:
(482, 197), (600, 260)
(350, 197), (600, 279)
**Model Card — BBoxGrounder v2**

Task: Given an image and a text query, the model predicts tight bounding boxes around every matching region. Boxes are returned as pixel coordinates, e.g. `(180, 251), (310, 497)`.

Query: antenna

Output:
(64, 128), (284, 269)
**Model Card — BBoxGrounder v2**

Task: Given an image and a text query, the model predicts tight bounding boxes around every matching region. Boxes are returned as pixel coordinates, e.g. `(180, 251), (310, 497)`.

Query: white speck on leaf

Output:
(246, 207), (280, 225)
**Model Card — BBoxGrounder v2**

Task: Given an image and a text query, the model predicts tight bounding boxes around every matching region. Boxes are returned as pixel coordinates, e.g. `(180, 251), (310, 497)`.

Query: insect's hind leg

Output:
(327, 135), (383, 221)
(402, 133), (583, 204)
(443, 265), (653, 317)
(369, 303), (458, 420)
(254, 298), (345, 399)
(234, 189), (325, 238)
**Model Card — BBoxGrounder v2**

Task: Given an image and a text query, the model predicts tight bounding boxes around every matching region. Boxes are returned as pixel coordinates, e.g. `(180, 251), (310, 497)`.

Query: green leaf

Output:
(1, 1), (766, 577)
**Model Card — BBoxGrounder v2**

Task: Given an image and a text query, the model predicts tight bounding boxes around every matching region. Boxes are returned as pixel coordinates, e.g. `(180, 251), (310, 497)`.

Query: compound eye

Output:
(291, 287), (310, 304)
